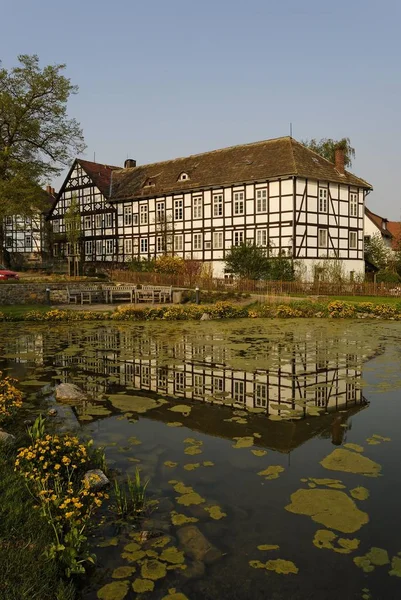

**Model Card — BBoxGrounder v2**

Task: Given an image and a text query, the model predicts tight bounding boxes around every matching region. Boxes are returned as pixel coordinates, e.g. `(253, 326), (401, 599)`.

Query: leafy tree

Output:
(364, 233), (391, 270)
(225, 244), (270, 280)
(267, 256), (295, 281)
(0, 54), (85, 259)
(301, 137), (355, 168)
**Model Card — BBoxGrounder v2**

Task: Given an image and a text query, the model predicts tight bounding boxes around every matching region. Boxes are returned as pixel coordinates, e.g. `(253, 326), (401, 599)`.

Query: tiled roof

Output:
(109, 136), (372, 201)
(78, 159), (120, 198)
(387, 221), (401, 249)
(365, 207), (392, 238)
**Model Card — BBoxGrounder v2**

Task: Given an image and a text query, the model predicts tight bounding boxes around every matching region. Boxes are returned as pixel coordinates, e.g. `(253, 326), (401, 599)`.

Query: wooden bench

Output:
(153, 286), (173, 303)
(104, 285), (136, 304)
(66, 286), (104, 305)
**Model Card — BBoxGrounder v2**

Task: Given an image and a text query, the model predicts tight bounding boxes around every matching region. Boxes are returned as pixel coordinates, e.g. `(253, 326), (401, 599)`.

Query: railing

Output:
(109, 270), (401, 297)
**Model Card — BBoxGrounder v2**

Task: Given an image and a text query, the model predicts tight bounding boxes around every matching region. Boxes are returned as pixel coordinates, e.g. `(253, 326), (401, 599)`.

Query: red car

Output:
(0, 265), (19, 280)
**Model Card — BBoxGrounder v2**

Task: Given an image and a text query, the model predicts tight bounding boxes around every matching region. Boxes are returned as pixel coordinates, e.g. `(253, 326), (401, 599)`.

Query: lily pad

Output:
(249, 560), (265, 568)
(161, 589), (189, 600)
(121, 550), (146, 562)
(184, 446), (202, 455)
(312, 530), (360, 554)
(350, 487), (370, 501)
(150, 536), (171, 548)
(285, 489), (369, 533)
(123, 542), (140, 553)
(258, 465), (285, 480)
(167, 422), (183, 427)
(164, 461), (178, 468)
(172, 482), (193, 495)
(176, 492), (206, 506)
(203, 461), (214, 467)
(112, 566), (136, 579)
(257, 544), (279, 551)
(97, 580), (130, 600)
(132, 578), (155, 593)
(128, 436), (142, 446)
(169, 405), (191, 416)
(183, 463), (201, 471)
(205, 505), (227, 520)
(160, 546), (185, 564)
(171, 511), (198, 526)
(343, 443), (364, 453)
(97, 537), (119, 547)
(365, 547), (390, 566)
(232, 436), (254, 449)
(109, 395), (160, 413)
(320, 449), (381, 477)
(141, 559), (167, 580)
(389, 556), (401, 577)
(265, 559), (298, 575)
(252, 449), (267, 457)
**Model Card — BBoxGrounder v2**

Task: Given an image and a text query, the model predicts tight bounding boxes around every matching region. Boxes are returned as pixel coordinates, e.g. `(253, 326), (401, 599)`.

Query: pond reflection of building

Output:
(52, 328), (366, 418)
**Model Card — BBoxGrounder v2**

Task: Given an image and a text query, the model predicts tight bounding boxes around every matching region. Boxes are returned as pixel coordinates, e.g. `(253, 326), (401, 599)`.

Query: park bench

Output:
(104, 285), (136, 303)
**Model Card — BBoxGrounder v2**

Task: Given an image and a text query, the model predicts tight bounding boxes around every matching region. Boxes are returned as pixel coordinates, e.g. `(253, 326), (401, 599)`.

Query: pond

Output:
(1, 318), (401, 600)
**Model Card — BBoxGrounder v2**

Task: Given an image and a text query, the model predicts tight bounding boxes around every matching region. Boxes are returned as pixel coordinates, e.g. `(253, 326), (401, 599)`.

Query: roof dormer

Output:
(178, 172), (190, 182)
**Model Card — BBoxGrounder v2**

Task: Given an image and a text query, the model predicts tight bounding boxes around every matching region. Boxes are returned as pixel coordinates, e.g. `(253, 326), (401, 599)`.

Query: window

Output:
(53, 220), (60, 233)
(213, 194), (223, 217)
(256, 229), (268, 246)
(233, 380), (245, 403)
(213, 377), (224, 393)
(124, 238), (132, 254)
(105, 240), (114, 254)
(349, 231), (357, 249)
(156, 236), (165, 253)
(84, 216), (91, 229)
(233, 231), (244, 246)
(156, 202), (165, 222)
(25, 235), (32, 248)
(316, 387), (327, 407)
(256, 188), (267, 213)
(179, 172), (189, 181)
(95, 214), (102, 228)
(105, 213), (113, 228)
(318, 229), (327, 248)
(194, 374), (204, 396)
(346, 383), (356, 401)
(96, 240), (103, 255)
(85, 240), (92, 254)
(157, 367), (168, 389)
(142, 366), (150, 387)
(5, 216), (12, 226)
(364, 235), (371, 245)
(213, 231), (224, 249)
(349, 193), (358, 217)
(174, 199), (183, 221)
(140, 238), (148, 253)
(318, 188), (328, 212)
(124, 206), (132, 226)
(5, 236), (12, 248)
(255, 383), (267, 408)
(175, 371), (185, 391)
(140, 205), (148, 225)
(193, 233), (202, 250)
(174, 235), (183, 252)
(193, 196), (202, 219)
(233, 191), (245, 215)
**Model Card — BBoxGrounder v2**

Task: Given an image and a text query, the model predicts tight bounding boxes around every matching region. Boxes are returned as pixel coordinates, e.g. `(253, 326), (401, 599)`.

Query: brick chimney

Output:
(335, 147), (345, 175)
(46, 184), (52, 194)
(124, 159), (136, 168)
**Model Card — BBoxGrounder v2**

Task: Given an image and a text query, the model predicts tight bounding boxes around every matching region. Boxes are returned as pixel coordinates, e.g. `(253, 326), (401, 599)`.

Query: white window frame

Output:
(349, 230), (357, 249)
(349, 193), (358, 217)
(233, 191), (245, 215)
(174, 234), (183, 252)
(105, 213), (113, 228)
(193, 196), (203, 219)
(156, 202), (165, 223)
(174, 199), (183, 221)
(96, 240), (103, 255)
(346, 383), (356, 401)
(95, 214), (102, 228)
(256, 188), (268, 213)
(85, 240), (92, 255)
(25, 234), (32, 248)
(124, 238), (133, 254)
(156, 236), (165, 253)
(233, 230), (244, 246)
(318, 228), (327, 248)
(213, 377), (224, 393)
(255, 383), (267, 408)
(256, 229), (268, 247)
(5, 216), (12, 226)
(124, 205), (133, 226)
(318, 188), (328, 212)
(53, 220), (60, 233)
(84, 215), (91, 229)
(140, 238), (148, 253)
(193, 233), (202, 250)
(105, 239), (114, 254)
(140, 205), (148, 225)
(175, 371), (185, 391)
(233, 380), (245, 403)
(213, 194), (223, 217)
(193, 374), (204, 396)
(213, 231), (223, 249)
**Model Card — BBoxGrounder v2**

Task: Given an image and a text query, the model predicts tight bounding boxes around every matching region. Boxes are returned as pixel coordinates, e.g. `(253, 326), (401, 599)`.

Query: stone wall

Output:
(0, 282), (92, 305)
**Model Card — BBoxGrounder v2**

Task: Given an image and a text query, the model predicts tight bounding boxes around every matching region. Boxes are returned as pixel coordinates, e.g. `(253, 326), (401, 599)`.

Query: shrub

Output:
(154, 255), (184, 275)
(275, 305), (303, 318)
(327, 301), (356, 318)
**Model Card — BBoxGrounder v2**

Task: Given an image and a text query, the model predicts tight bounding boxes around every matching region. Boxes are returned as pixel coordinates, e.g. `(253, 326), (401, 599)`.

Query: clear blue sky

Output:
(2, 0), (401, 218)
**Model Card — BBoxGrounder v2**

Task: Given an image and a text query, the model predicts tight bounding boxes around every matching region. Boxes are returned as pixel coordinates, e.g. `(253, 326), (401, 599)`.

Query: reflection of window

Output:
(84, 216), (91, 229)
(105, 213), (113, 227)
(194, 374), (204, 396)
(175, 371), (185, 391)
(213, 377), (224, 393)
(346, 383), (356, 401)
(85, 240), (92, 254)
(53, 220), (60, 233)
(25, 235), (32, 248)
(95, 214), (102, 228)
(233, 380), (245, 403)
(316, 386), (327, 407)
(346, 354), (358, 367)
(157, 367), (167, 388)
(96, 240), (103, 255)
(255, 383), (267, 408)
(142, 366), (150, 386)
(5, 216), (12, 226)
(105, 240), (114, 254)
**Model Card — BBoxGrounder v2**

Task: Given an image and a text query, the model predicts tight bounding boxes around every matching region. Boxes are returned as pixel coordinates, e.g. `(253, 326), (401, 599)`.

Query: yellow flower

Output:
(62, 456), (71, 465)
(54, 464), (61, 470)
(65, 511), (74, 518)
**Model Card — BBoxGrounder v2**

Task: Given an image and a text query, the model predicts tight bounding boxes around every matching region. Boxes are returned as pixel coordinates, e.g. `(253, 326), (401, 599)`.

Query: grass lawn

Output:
(330, 296), (401, 305)
(0, 305), (50, 318)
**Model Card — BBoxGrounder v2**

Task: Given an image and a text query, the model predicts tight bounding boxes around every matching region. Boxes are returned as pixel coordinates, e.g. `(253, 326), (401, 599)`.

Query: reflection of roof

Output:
(130, 395), (369, 454)
(387, 221), (401, 250)
(365, 207), (392, 238)
(109, 137), (372, 201)
(77, 159), (120, 197)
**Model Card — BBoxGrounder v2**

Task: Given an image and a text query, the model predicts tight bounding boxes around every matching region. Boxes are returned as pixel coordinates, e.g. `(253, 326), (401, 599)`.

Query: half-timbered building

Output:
(3, 186), (56, 264)
(49, 137), (372, 279)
